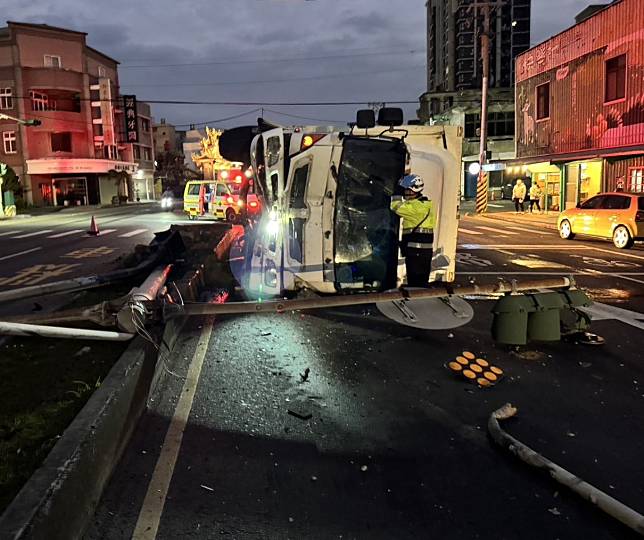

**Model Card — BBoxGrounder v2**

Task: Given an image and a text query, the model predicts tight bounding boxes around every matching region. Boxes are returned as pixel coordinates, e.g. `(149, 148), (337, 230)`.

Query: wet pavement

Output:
(85, 217), (644, 540)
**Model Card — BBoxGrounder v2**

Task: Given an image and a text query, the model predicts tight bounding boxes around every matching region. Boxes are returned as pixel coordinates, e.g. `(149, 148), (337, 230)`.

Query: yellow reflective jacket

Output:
(390, 196), (435, 233)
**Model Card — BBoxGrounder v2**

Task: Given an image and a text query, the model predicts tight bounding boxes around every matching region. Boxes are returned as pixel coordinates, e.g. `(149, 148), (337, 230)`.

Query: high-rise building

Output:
(419, 1), (531, 198)
(426, 0), (530, 94)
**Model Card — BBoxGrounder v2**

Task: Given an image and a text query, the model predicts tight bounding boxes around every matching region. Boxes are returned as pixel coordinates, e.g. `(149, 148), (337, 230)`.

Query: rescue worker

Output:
(390, 174), (435, 287)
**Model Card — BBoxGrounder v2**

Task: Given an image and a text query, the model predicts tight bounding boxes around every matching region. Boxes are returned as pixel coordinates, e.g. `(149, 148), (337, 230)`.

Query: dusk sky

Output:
(5, 0), (602, 130)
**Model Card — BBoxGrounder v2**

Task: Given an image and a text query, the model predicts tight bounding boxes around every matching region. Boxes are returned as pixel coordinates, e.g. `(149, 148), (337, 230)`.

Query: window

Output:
(140, 118), (150, 132)
(30, 91), (53, 111)
(289, 163), (309, 209)
(44, 55), (62, 68)
(98, 66), (106, 77)
(579, 195), (604, 209)
(600, 195), (631, 210)
(143, 147), (152, 161)
(51, 132), (72, 153)
(605, 54), (626, 103)
(216, 184), (229, 196)
(629, 168), (643, 193)
(187, 183), (201, 196)
(536, 83), (550, 120)
(0, 88), (13, 110)
(133, 145), (141, 159)
(464, 114), (480, 138)
(288, 218), (305, 263)
(2, 131), (17, 154)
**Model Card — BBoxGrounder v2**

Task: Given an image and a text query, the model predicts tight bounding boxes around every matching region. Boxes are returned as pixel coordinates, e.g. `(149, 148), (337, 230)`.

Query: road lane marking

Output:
(0, 263), (79, 286)
(63, 247), (116, 259)
(587, 246), (644, 262)
(119, 228), (148, 238)
(458, 227), (483, 235)
(0, 247), (42, 261)
(459, 244), (589, 250)
(47, 229), (84, 238)
(581, 302), (644, 330)
(473, 225), (519, 236)
(0, 230), (22, 237)
(503, 224), (552, 234)
(82, 228), (117, 237)
(12, 229), (53, 239)
(614, 274), (644, 285)
(132, 318), (214, 540)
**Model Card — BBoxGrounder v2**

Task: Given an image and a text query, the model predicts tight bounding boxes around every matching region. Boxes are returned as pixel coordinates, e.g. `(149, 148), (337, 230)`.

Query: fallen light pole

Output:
(168, 277), (574, 318)
(489, 404), (644, 536)
(0, 321), (134, 341)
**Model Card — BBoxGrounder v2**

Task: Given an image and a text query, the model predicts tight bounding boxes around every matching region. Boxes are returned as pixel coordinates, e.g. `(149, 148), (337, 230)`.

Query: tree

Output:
(155, 150), (190, 190)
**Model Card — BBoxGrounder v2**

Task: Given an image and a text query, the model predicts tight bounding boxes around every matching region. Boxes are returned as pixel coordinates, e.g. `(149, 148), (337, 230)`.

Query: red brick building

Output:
(514, 0), (644, 211)
(0, 22), (155, 206)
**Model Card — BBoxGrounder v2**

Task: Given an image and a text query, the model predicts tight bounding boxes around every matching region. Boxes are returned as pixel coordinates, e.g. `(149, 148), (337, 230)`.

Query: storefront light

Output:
(468, 162), (481, 175)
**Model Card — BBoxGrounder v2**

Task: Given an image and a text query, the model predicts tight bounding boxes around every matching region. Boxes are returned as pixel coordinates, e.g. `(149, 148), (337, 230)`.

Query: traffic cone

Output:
(87, 215), (100, 236)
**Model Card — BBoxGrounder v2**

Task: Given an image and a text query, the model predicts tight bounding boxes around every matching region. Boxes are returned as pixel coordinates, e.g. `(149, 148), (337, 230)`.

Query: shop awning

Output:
(26, 158), (138, 175)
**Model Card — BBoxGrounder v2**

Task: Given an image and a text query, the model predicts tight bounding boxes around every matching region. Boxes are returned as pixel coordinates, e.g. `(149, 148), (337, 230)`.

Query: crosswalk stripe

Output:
(0, 247), (42, 261)
(474, 225), (519, 236)
(47, 229), (83, 238)
(119, 228), (148, 238)
(12, 229), (53, 239)
(458, 227), (483, 235)
(0, 230), (22, 237)
(83, 228), (117, 237)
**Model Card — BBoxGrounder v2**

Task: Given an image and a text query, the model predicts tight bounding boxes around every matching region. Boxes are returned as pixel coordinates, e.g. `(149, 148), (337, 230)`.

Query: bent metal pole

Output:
(175, 277), (573, 317)
(0, 321), (134, 341)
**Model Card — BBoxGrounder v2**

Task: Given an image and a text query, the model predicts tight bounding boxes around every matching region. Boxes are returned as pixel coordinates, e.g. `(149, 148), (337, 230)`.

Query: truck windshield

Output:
(334, 137), (406, 290)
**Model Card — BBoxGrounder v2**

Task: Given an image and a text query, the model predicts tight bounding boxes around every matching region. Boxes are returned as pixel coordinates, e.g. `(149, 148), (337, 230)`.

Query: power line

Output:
(120, 64), (425, 88)
(174, 108), (263, 128)
(262, 108), (345, 124)
(119, 48), (421, 68)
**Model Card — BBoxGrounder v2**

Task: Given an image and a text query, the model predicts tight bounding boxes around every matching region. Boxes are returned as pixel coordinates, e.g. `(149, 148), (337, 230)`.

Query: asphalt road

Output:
(0, 204), (195, 292)
(84, 214), (644, 540)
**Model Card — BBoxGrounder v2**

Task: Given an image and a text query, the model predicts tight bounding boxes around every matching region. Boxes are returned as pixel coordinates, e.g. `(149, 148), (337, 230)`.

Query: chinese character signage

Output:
(123, 95), (139, 143)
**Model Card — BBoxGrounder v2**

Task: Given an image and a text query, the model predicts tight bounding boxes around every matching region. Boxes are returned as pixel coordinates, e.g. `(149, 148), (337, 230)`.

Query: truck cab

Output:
(222, 109), (463, 297)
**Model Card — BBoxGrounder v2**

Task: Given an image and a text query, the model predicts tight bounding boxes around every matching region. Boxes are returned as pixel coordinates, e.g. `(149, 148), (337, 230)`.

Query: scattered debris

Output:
(566, 432), (576, 438)
(579, 362), (592, 368)
(200, 484), (214, 492)
(74, 346), (92, 357)
(287, 409), (312, 421)
(311, 476), (318, 481)
(288, 517), (295, 523)
(300, 368), (310, 382)
(360, 465), (368, 472)
(447, 333), (454, 339)
(548, 507), (561, 516)
(261, 332), (272, 336)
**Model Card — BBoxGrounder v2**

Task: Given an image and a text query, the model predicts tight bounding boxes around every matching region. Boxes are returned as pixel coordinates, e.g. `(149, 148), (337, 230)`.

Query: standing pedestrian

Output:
(512, 178), (527, 213)
(529, 181), (542, 213)
(390, 174), (435, 287)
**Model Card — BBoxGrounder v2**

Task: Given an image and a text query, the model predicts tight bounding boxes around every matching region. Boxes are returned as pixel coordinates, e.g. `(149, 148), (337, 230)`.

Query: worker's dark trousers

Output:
(402, 232), (434, 287)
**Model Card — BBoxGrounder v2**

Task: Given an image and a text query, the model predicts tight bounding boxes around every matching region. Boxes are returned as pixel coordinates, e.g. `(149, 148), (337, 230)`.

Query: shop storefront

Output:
(526, 162), (562, 212)
(563, 160), (602, 209)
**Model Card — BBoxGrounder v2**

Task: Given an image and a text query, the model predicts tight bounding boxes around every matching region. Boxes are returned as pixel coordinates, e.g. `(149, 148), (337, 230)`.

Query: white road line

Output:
(615, 274), (644, 285)
(504, 224), (552, 234)
(47, 229), (83, 238)
(458, 227), (483, 235)
(119, 228), (148, 238)
(582, 302), (644, 330)
(459, 244), (589, 250)
(132, 319), (214, 540)
(12, 229), (53, 239)
(588, 246), (644, 262)
(474, 225), (519, 236)
(0, 247), (42, 261)
(0, 230), (22, 237)
(83, 228), (117, 237)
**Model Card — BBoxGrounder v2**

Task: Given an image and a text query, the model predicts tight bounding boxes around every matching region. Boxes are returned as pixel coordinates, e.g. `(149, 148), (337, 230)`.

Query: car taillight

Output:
(636, 211), (644, 222)
(249, 201), (258, 208)
(226, 196), (234, 204)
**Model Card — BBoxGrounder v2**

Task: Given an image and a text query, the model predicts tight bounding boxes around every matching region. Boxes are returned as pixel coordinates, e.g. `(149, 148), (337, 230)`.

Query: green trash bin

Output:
(491, 294), (535, 345)
(3, 190), (14, 207)
(559, 289), (593, 334)
(527, 292), (565, 342)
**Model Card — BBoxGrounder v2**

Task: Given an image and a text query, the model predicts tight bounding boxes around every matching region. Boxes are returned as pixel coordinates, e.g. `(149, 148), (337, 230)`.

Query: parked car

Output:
(557, 192), (644, 249)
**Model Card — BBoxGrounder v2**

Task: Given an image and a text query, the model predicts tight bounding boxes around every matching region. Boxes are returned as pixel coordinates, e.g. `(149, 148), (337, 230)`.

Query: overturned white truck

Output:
(219, 108), (463, 297)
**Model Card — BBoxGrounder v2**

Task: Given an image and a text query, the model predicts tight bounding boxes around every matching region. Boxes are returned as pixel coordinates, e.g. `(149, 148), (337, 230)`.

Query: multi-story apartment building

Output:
(418, 0), (531, 198)
(0, 21), (154, 206)
(514, 0), (642, 212)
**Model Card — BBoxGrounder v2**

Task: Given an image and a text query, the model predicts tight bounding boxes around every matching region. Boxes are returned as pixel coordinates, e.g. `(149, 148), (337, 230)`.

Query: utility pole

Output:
(476, 2), (491, 214)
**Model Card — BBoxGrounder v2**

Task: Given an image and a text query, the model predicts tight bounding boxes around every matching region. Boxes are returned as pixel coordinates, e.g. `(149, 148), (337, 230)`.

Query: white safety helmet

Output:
(399, 174), (424, 193)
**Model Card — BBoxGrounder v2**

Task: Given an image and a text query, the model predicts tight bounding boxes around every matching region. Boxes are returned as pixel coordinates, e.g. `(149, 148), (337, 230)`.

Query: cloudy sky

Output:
(5, 0), (599, 130)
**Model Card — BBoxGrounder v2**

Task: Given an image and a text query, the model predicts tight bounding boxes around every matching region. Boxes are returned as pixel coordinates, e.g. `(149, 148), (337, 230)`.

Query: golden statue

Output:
(191, 127), (239, 180)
